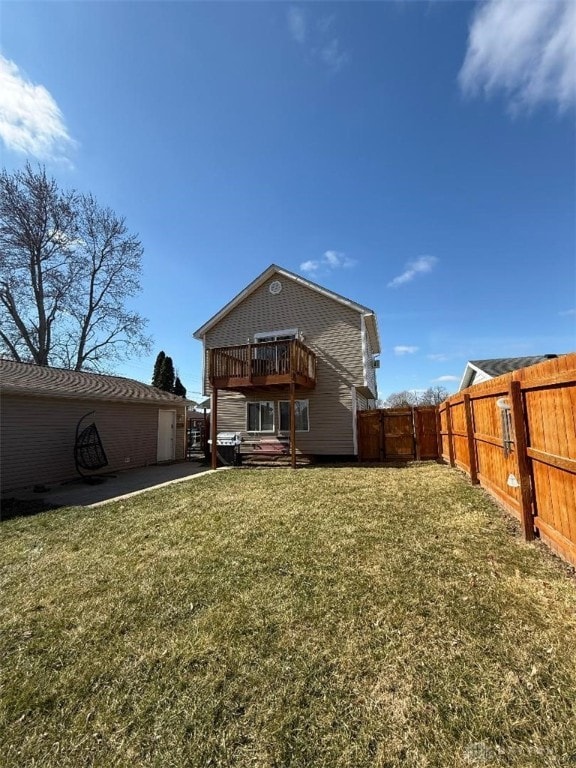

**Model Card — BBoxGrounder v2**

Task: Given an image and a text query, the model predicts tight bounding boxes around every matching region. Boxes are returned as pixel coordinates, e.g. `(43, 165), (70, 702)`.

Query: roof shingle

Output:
(0, 360), (190, 405)
(469, 355), (558, 378)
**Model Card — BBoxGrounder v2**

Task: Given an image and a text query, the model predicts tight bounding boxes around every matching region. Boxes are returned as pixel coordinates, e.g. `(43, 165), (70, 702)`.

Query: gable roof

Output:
(459, 355), (558, 390)
(0, 359), (192, 405)
(193, 264), (381, 353)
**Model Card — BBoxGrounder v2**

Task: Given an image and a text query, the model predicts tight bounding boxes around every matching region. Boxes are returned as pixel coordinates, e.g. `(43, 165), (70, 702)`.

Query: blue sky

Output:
(1, 0), (574, 401)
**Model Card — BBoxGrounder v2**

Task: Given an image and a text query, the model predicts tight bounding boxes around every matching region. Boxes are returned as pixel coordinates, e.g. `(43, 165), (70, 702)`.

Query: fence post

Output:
(509, 380), (535, 541)
(436, 407), (443, 460)
(463, 394), (479, 484)
(413, 408), (421, 461)
(446, 402), (455, 467)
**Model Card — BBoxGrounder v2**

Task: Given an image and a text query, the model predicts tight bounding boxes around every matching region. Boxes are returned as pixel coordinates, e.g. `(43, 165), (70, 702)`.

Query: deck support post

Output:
(211, 387), (218, 470)
(290, 381), (296, 469)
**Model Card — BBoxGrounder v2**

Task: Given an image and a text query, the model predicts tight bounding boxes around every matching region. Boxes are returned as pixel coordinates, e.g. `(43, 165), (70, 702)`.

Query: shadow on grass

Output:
(1, 497), (63, 522)
(237, 457), (444, 470)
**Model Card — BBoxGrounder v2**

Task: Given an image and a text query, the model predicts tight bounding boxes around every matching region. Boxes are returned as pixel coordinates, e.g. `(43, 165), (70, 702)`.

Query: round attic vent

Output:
(269, 280), (282, 295)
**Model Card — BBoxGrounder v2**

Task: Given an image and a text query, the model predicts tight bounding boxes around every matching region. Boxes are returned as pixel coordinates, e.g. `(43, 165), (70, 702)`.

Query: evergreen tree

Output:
(174, 376), (187, 398)
(152, 350), (165, 388)
(158, 355), (175, 392)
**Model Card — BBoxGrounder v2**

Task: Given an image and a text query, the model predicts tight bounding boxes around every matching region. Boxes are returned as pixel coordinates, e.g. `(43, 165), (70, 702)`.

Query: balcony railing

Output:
(208, 339), (317, 390)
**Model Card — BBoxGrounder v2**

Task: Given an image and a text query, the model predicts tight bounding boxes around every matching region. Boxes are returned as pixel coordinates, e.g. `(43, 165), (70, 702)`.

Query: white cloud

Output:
(459, 0), (576, 113)
(324, 250), (355, 268)
(287, 7), (349, 73)
(559, 308), (576, 316)
(0, 55), (75, 161)
(435, 375), (460, 382)
(323, 251), (340, 268)
(428, 353), (450, 362)
(287, 6), (306, 45)
(394, 345), (419, 356)
(388, 255), (438, 289)
(300, 250), (356, 274)
(300, 259), (319, 273)
(319, 38), (349, 73)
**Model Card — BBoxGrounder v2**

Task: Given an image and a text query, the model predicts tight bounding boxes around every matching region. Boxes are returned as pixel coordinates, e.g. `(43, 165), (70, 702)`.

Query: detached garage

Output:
(0, 360), (190, 493)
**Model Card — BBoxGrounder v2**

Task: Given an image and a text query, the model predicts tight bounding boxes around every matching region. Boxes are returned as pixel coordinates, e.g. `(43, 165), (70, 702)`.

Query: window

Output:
(279, 400), (310, 432)
(247, 401), (275, 432)
(252, 330), (298, 376)
(254, 329), (298, 343)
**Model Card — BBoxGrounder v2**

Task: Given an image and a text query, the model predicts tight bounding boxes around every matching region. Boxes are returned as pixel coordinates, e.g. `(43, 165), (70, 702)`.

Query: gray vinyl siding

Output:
(1, 395), (186, 492)
(204, 275), (366, 455)
(355, 391), (371, 412)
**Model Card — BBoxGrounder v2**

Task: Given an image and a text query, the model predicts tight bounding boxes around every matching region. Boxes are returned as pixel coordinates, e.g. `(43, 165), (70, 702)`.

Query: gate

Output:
(357, 407), (439, 462)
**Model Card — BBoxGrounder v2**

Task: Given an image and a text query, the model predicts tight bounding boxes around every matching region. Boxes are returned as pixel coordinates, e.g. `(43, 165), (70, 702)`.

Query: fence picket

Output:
(441, 354), (575, 565)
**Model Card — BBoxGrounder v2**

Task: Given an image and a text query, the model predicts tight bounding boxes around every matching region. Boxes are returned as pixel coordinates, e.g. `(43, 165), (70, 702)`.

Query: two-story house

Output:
(193, 264), (380, 467)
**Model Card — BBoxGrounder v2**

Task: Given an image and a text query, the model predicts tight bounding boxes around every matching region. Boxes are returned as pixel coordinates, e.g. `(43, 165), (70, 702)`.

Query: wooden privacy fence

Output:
(357, 407), (439, 462)
(438, 353), (576, 567)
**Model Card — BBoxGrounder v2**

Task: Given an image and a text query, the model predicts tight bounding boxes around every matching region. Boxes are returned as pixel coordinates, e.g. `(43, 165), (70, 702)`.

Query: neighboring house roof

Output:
(193, 263), (381, 354)
(0, 359), (192, 405)
(459, 355), (559, 390)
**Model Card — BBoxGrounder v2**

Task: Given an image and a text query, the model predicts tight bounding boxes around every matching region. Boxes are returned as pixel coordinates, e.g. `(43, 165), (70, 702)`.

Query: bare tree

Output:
(0, 164), (151, 371)
(380, 385), (451, 408)
(419, 385), (450, 405)
(0, 164), (77, 365)
(381, 390), (421, 408)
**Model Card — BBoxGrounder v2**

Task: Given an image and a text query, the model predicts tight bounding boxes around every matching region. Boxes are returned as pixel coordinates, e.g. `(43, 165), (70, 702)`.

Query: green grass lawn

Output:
(1, 463), (575, 768)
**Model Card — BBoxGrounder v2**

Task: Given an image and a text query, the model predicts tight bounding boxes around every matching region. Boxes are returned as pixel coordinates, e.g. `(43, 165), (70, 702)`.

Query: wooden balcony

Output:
(208, 339), (317, 391)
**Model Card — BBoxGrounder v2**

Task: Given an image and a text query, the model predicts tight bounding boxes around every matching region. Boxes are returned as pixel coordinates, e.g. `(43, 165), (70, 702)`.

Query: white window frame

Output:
(254, 329), (299, 343)
(246, 401), (275, 433)
(278, 399), (310, 433)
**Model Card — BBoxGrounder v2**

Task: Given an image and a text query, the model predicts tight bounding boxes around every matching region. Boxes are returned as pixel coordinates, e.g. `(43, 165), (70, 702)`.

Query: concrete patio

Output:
(2, 461), (214, 512)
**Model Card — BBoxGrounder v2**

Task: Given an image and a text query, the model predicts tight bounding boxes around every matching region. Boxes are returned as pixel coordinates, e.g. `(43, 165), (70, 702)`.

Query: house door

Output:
(157, 410), (176, 462)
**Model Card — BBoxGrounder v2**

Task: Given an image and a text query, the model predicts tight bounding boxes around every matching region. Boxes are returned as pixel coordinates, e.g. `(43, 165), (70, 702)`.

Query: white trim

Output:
(201, 333), (207, 396)
(459, 362), (488, 391)
(360, 314), (368, 389)
(254, 328), (299, 342)
(277, 399), (310, 432)
(364, 312), (381, 355)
